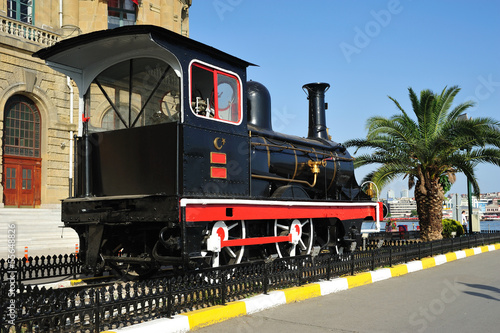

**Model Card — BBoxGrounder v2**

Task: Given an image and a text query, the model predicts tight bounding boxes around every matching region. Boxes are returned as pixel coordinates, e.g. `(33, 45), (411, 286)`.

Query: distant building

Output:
(400, 189), (409, 198)
(387, 189), (395, 200)
(387, 198), (417, 218)
(485, 202), (500, 215)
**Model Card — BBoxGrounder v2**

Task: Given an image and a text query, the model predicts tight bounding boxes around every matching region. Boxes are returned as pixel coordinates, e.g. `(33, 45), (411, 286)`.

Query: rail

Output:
(0, 16), (60, 47)
(1, 232), (500, 333)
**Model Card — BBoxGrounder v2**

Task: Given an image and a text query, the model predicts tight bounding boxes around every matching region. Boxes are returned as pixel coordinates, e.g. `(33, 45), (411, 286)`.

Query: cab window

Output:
(190, 62), (241, 124)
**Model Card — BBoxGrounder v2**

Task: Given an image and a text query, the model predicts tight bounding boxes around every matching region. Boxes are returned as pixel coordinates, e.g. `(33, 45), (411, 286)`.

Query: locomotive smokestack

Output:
(303, 82), (330, 140)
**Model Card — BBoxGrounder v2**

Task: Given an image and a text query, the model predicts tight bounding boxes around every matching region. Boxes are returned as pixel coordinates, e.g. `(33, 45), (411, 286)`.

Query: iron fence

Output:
(1, 232), (500, 333)
(1, 254), (82, 283)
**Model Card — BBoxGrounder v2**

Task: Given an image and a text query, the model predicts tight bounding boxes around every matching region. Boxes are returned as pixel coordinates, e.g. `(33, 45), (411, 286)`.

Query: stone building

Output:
(0, 0), (191, 208)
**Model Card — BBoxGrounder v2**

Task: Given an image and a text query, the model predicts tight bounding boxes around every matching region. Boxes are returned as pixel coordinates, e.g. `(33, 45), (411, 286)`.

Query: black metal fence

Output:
(0, 254), (82, 283)
(2, 232), (500, 333)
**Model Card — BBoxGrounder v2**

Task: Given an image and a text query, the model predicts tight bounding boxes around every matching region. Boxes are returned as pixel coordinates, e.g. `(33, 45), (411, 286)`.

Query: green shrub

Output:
(442, 218), (464, 238)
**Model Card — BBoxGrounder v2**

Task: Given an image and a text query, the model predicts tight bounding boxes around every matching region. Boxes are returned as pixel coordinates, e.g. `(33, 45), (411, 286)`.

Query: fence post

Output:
(389, 247), (392, 267)
(418, 242), (421, 261)
(371, 249), (375, 271)
(95, 287), (101, 333)
(166, 278), (173, 318)
(221, 269), (227, 306)
(350, 253), (355, 275)
(430, 241), (433, 257)
(327, 255), (331, 280)
(296, 258), (302, 287)
(263, 262), (269, 295)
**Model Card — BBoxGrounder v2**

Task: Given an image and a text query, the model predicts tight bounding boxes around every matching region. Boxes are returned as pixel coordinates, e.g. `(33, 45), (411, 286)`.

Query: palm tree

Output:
(344, 86), (500, 241)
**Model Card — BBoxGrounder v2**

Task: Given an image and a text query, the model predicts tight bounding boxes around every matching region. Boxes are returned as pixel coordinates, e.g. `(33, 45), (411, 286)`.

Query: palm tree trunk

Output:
(415, 179), (444, 241)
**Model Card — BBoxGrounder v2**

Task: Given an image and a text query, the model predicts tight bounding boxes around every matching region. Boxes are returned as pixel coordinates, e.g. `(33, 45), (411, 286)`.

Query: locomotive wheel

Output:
(274, 218), (314, 257)
(208, 220), (246, 267)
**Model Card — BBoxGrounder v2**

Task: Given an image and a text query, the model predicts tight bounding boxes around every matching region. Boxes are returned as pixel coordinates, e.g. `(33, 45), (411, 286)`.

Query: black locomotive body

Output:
(34, 25), (381, 274)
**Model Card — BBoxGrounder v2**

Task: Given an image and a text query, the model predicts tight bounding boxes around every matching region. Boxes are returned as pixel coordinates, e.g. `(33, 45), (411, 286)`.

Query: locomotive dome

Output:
(247, 80), (272, 131)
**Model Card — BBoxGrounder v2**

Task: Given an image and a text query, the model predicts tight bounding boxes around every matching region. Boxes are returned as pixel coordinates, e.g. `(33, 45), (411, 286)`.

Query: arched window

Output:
(4, 95), (41, 158)
(101, 107), (139, 131)
(88, 57), (180, 132)
(108, 0), (137, 29)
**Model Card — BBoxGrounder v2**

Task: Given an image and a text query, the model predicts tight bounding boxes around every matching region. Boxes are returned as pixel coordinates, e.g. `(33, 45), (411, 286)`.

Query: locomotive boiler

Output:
(33, 25), (381, 275)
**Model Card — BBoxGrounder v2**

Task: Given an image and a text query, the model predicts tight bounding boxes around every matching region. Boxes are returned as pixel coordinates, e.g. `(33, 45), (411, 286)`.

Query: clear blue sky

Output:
(189, 0), (500, 198)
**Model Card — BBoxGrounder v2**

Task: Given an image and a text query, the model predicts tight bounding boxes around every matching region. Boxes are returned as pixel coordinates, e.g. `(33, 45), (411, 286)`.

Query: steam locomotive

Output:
(34, 25), (382, 275)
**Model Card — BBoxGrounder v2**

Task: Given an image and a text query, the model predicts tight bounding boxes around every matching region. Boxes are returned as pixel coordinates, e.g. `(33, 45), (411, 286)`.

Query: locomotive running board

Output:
(180, 198), (382, 223)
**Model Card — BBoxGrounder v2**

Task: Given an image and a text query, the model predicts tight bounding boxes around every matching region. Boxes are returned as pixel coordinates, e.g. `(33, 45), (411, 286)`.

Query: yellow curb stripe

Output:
(390, 264), (408, 277)
(464, 248), (475, 257)
(183, 302), (246, 330)
(347, 272), (372, 288)
(445, 252), (457, 262)
(421, 257), (436, 269)
(283, 284), (322, 303)
(480, 245), (490, 253)
(495, 243), (500, 250)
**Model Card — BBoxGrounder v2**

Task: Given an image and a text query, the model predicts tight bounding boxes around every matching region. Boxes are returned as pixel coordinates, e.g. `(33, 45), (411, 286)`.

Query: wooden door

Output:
(2, 95), (42, 207)
(3, 157), (41, 207)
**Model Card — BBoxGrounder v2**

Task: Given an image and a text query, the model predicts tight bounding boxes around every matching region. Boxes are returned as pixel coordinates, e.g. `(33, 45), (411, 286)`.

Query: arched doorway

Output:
(2, 95), (41, 207)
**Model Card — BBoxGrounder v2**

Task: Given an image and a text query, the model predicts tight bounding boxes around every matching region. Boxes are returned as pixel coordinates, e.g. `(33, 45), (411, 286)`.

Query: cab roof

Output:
(33, 25), (255, 71)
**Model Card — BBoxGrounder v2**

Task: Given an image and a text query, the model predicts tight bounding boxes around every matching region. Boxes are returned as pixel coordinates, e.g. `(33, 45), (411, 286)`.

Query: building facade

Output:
(0, 0), (191, 207)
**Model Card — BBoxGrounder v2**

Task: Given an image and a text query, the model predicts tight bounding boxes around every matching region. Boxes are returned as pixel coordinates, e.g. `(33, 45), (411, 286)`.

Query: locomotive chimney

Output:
(303, 82), (330, 140)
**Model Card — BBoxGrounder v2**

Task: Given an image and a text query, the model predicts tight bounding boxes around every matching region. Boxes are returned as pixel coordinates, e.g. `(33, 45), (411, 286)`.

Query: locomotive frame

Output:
(34, 25), (382, 275)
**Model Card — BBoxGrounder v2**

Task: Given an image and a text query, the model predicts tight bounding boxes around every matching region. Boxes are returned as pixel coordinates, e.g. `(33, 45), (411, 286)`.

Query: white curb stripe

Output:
(406, 261), (423, 273)
(370, 268), (392, 282)
(243, 291), (286, 314)
(318, 277), (349, 295)
(115, 316), (190, 333)
(434, 254), (447, 265)
(455, 250), (466, 259)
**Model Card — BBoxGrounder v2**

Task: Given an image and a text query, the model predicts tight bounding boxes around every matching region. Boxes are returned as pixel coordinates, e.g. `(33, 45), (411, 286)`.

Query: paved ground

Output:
(0, 208), (79, 258)
(195, 250), (500, 333)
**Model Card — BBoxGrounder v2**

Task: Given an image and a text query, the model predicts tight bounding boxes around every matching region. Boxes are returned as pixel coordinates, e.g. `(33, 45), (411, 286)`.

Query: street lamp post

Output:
(467, 177), (473, 234)
(458, 113), (473, 234)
